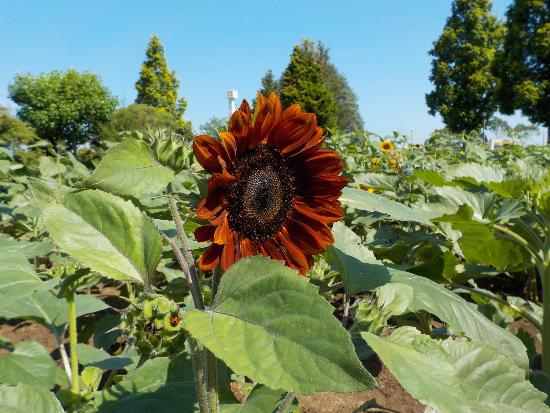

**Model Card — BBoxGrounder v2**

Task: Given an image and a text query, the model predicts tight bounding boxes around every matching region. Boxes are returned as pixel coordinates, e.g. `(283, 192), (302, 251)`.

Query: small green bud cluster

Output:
(122, 293), (186, 358)
(350, 296), (390, 336)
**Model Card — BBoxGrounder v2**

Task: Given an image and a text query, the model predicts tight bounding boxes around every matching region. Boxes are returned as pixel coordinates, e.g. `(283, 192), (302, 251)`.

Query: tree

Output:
(0, 106), (37, 145)
(199, 116), (228, 137)
(135, 35), (189, 122)
(315, 41), (364, 132)
(259, 70), (281, 96)
(280, 42), (338, 130)
(99, 104), (183, 142)
(494, 0), (550, 144)
(426, 0), (503, 133)
(8, 69), (117, 151)
(487, 116), (511, 138)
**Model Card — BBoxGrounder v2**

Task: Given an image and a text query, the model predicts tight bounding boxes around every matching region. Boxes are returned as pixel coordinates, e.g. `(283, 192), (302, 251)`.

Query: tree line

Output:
(1, 36), (364, 155)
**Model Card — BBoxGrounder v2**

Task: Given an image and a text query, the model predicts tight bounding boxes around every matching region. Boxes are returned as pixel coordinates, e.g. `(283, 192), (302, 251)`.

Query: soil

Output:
(298, 357), (424, 413)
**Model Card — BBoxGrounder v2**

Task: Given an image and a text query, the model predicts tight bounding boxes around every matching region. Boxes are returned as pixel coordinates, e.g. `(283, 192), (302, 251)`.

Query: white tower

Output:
(225, 90), (238, 116)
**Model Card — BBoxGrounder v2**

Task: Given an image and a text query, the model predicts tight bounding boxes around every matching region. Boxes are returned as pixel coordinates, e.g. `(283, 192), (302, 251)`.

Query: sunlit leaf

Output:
(184, 257), (375, 395)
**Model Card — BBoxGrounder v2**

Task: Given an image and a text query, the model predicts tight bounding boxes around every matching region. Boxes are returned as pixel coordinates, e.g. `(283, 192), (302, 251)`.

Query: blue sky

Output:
(0, 0), (545, 143)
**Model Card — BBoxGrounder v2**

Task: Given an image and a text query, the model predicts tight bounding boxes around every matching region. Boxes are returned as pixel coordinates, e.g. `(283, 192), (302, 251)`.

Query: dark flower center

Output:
(226, 144), (295, 243)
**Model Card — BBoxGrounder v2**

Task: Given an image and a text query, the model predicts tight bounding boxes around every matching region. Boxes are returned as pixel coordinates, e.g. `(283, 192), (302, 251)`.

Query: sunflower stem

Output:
(275, 392), (295, 413)
(189, 336), (210, 413)
(67, 293), (80, 396)
(205, 266), (222, 413)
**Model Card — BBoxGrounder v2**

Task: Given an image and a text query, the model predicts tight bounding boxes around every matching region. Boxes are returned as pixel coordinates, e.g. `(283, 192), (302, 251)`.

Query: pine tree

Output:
(280, 43), (337, 130)
(259, 70), (280, 96)
(426, 0), (503, 133)
(315, 42), (364, 132)
(135, 35), (189, 122)
(494, 0), (550, 144)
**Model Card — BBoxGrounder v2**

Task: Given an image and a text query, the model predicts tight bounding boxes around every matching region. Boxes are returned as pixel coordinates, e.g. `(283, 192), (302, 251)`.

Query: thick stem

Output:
(275, 392), (295, 413)
(205, 350), (219, 413)
(189, 337), (209, 413)
(67, 295), (80, 395)
(58, 339), (72, 385)
(342, 294), (350, 328)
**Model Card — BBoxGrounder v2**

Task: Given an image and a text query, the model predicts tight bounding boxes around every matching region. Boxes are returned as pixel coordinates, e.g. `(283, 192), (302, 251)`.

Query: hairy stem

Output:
(205, 350), (219, 413)
(189, 337), (209, 413)
(67, 295), (79, 395)
(275, 392), (295, 413)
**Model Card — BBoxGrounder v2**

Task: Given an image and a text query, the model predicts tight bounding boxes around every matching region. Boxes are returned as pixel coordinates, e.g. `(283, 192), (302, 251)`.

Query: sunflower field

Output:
(1, 94), (550, 413)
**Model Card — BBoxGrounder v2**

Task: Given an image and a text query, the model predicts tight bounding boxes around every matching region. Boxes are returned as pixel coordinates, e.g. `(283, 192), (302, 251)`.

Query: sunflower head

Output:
(380, 140), (394, 153)
(192, 93), (347, 275)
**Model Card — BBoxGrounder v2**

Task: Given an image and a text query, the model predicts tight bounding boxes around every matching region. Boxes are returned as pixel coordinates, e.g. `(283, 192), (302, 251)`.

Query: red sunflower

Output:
(193, 92), (347, 275)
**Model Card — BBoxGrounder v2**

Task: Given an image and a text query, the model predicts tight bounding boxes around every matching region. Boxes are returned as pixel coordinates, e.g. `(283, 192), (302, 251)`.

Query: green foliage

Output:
(93, 355), (196, 413)
(495, 0), (550, 140)
(8, 69), (118, 150)
(99, 103), (180, 142)
(29, 180), (163, 285)
(0, 341), (57, 389)
(85, 138), (175, 197)
(0, 383), (64, 413)
(0, 106), (37, 145)
(426, 0), (503, 132)
(364, 327), (550, 413)
(258, 69), (280, 97)
(135, 35), (189, 124)
(280, 41), (338, 130)
(315, 41), (364, 132)
(198, 116), (227, 137)
(183, 257), (375, 395)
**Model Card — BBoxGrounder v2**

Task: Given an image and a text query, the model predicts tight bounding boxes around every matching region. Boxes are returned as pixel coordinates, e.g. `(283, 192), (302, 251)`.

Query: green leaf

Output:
(0, 236), (54, 258)
(329, 249), (528, 369)
(85, 138), (174, 197)
(446, 162), (506, 184)
(451, 221), (527, 270)
(183, 257), (374, 395)
(0, 341), (57, 389)
(41, 188), (162, 284)
(222, 385), (289, 413)
(93, 354), (196, 413)
(0, 255), (43, 309)
(0, 383), (64, 413)
(38, 156), (67, 178)
(76, 343), (134, 370)
(0, 290), (109, 332)
(363, 327), (549, 413)
(341, 187), (432, 224)
(326, 222), (376, 293)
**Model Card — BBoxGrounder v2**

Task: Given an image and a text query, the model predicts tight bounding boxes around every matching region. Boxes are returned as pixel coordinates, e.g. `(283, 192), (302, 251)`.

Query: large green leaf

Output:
(0, 341), (57, 389)
(328, 247), (528, 369)
(85, 138), (174, 197)
(363, 327), (549, 413)
(41, 188), (162, 284)
(94, 354), (196, 413)
(0, 254), (43, 309)
(183, 257), (374, 395)
(0, 236), (54, 258)
(341, 187), (432, 224)
(0, 383), (64, 413)
(0, 290), (109, 332)
(451, 221), (527, 270)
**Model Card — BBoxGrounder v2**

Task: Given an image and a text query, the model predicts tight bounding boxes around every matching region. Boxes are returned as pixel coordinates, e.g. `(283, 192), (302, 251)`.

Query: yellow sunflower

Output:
(380, 140), (394, 153)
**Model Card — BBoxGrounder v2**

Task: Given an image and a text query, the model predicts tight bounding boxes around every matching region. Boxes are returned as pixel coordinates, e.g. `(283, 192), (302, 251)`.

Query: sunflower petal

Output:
(198, 244), (223, 271)
(193, 135), (230, 173)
